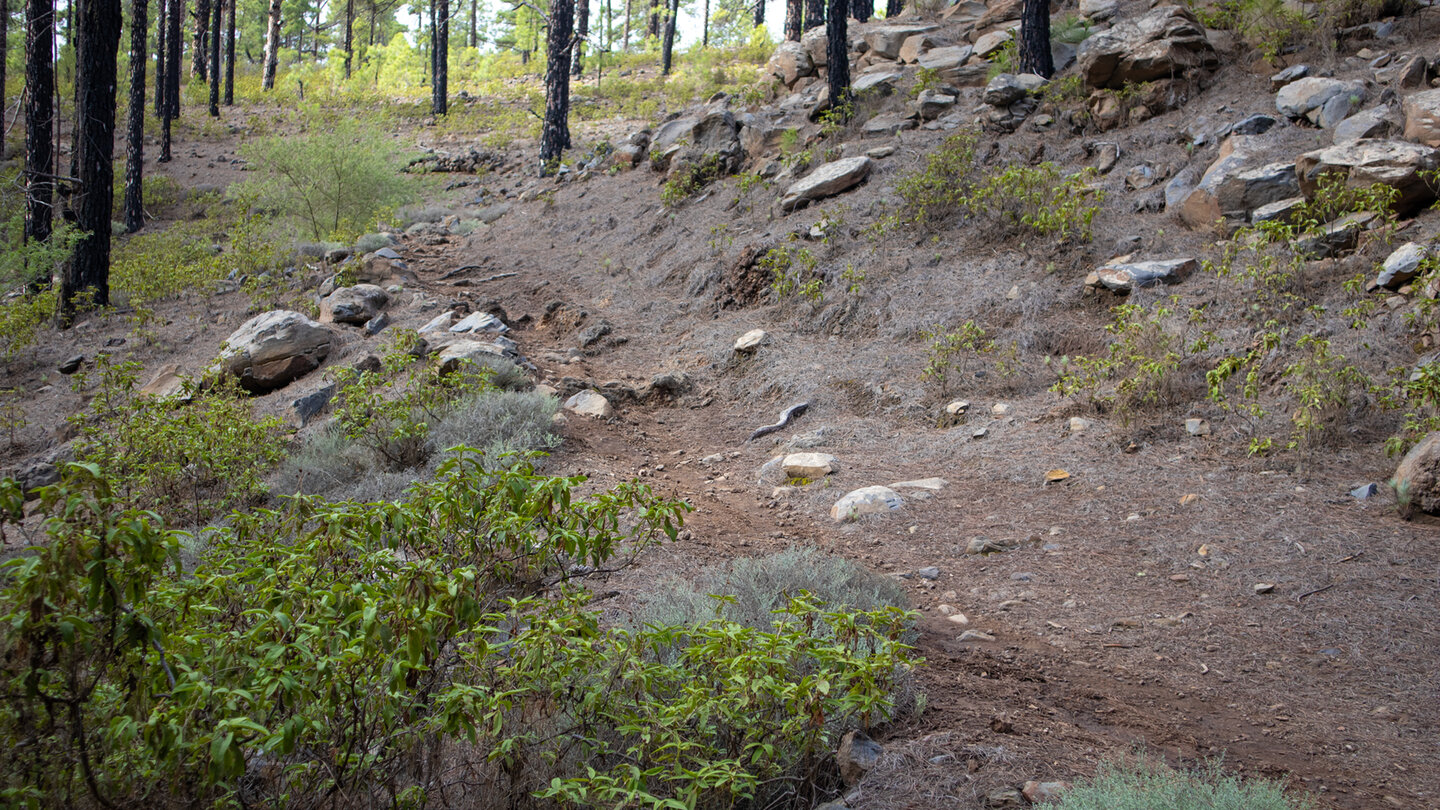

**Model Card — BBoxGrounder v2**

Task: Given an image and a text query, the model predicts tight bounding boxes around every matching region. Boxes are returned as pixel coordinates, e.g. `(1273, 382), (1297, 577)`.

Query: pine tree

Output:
(1017, 0), (1053, 77)
(124, 0), (148, 233)
(825, 0), (848, 115)
(540, 0), (574, 174)
(432, 0), (448, 114)
(64, 0), (122, 321)
(851, 0), (870, 22)
(262, 0), (282, 89)
(803, 0), (820, 30)
(208, 0), (221, 116)
(783, 0), (799, 40)
(571, 0), (588, 76)
(24, 0), (55, 279)
(224, 0), (234, 103)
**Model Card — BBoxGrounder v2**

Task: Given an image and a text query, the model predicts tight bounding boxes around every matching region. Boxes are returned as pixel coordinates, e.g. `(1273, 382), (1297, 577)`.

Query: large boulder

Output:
(1295, 139), (1440, 214)
(1085, 258), (1197, 293)
(779, 157), (873, 211)
(864, 23), (938, 60)
(1392, 432), (1440, 518)
(216, 310), (333, 393)
(1275, 77), (1366, 126)
(1078, 5), (1218, 90)
(319, 283), (390, 325)
(1333, 104), (1399, 145)
(653, 109), (745, 177)
(766, 41), (815, 87)
(898, 32), (950, 63)
(802, 25), (830, 66)
(1179, 159), (1300, 232)
(1376, 241), (1430, 289)
(830, 485), (903, 522)
(1401, 88), (1440, 147)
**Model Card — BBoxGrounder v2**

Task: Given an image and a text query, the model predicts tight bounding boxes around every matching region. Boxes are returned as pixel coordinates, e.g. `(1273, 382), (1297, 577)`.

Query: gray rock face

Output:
(1402, 88), (1440, 147)
(1392, 432), (1440, 518)
(973, 29), (1013, 58)
(779, 157), (873, 211)
(1085, 258), (1197, 293)
(1295, 139), (1440, 214)
(836, 730), (884, 786)
(983, 73), (1046, 107)
(320, 283), (390, 325)
(1180, 154), (1300, 232)
(1270, 63), (1309, 91)
(1292, 211), (1378, 259)
(1333, 104), (1398, 145)
(898, 31), (950, 63)
(217, 310), (334, 393)
(830, 485), (903, 522)
(563, 389), (614, 418)
(1078, 6), (1218, 90)
(864, 23), (938, 59)
(852, 70), (903, 95)
(1275, 77), (1365, 122)
(766, 41), (815, 87)
(915, 44), (974, 77)
(1377, 241), (1430, 289)
(863, 112), (919, 137)
(1250, 195), (1306, 225)
(915, 89), (957, 120)
(1079, 0), (1118, 21)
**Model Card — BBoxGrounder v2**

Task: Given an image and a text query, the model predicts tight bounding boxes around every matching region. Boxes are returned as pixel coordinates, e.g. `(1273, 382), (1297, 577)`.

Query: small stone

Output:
(1185, 418), (1211, 436)
(966, 537), (1005, 555)
(782, 452), (837, 479)
(1044, 469), (1070, 484)
(891, 477), (947, 491)
(972, 427), (988, 439)
(363, 311), (390, 336)
(1069, 417), (1092, 433)
(1170, 574), (1191, 582)
(984, 787), (1026, 808)
(1350, 483), (1379, 499)
(1022, 781), (1070, 804)
(563, 389), (613, 418)
(58, 355), (84, 375)
(830, 485), (904, 522)
(916, 566), (941, 580)
(991, 403), (1011, 416)
(866, 145), (897, 159)
(959, 630), (996, 642)
(1254, 582), (1276, 594)
(946, 612), (970, 625)
(734, 328), (768, 353)
(1179, 493), (1201, 505)
(836, 730), (883, 786)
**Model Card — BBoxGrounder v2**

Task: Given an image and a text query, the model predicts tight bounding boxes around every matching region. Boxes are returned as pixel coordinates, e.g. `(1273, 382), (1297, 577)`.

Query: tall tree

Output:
(208, 0), (220, 116)
(752, 0), (762, 27)
(884, 0), (898, 16)
(803, 0), (820, 30)
(154, 0), (165, 115)
(467, 0), (474, 45)
(1, 0), (8, 134)
(343, 0), (354, 76)
(1017, 0), (1053, 77)
(124, 0), (147, 233)
(783, 0), (799, 40)
(851, 0), (869, 21)
(539, 0), (573, 174)
(192, 0), (210, 78)
(570, 0), (586, 76)
(825, 0), (847, 115)
(224, 0), (234, 103)
(261, 0), (281, 88)
(700, 0), (708, 47)
(646, 0), (657, 36)
(64, 0), (121, 320)
(432, 0), (447, 113)
(161, 0), (181, 160)
(24, 0), (55, 281)
(659, 0), (675, 73)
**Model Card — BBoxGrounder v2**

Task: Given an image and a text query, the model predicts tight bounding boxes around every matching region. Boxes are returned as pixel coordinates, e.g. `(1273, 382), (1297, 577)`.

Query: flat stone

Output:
(449, 311), (508, 334)
(320, 283), (390, 325)
(563, 389), (613, 418)
(1295, 140), (1440, 214)
(1377, 242), (1429, 289)
(734, 328), (768, 352)
(779, 157), (873, 212)
(216, 310), (334, 394)
(1402, 88), (1440, 147)
(435, 339), (510, 374)
(1270, 63), (1309, 91)
(973, 29), (1013, 59)
(782, 452), (837, 479)
(1276, 77), (1364, 120)
(1186, 418), (1211, 436)
(139, 363), (186, 398)
(891, 477), (947, 490)
(830, 485), (903, 522)
(1086, 258), (1197, 293)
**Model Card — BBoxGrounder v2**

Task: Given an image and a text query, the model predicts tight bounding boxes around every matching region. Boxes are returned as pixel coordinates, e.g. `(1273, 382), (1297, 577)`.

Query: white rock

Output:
(830, 486), (904, 522)
(216, 310), (333, 393)
(1377, 241), (1429, 289)
(734, 328), (768, 352)
(1069, 417), (1093, 433)
(891, 477), (948, 490)
(435, 340), (509, 374)
(783, 452), (837, 479)
(1185, 418), (1211, 436)
(564, 389), (613, 418)
(991, 403), (1011, 416)
(779, 157), (873, 212)
(449, 311), (508, 334)
(418, 310), (457, 333)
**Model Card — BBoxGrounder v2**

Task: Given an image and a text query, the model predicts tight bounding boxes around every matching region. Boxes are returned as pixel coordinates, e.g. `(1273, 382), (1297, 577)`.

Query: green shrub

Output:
(1380, 360), (1440, 456)
(920, 321), (994, 397)
(761, 239), (823, 303)
(1040, 754), (1313, 810)
(660, 153), (726, 207)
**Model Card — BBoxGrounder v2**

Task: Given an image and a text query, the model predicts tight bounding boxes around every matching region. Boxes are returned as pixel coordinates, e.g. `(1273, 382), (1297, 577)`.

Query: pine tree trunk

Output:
(342, 0), (353, 76)
(660, 0), (675, 73)
(702, 0), (709, 48)
(208, 0), (220, 116)
(468, 0), (476, 46)
(753, 0), (763, 28)
(433, 0), (447, 114)
(161, 0), (180, 159)
(647, 0), (658, 37)
(804, 0), (822, 30)
(885, 0), (899, 17)
(1, 0), (8, 134)
(784, 0), (800, 41)
(622, 0), (629, 50)
(224, 0), (234, 103)
(262, 0), (281, 89)
(1017, 0), (1053, 77)
(124, 0), (147, 233)
(154, 0), (165, 115)
(24, 0), (55, 279)
(539, 0), (573, 174)
(192, 0), (209, 79)
(825, 0), (848, 115)
(570, 0), (587, 76)
(64, 0), (121, 322)
(851, 0), (870, 22)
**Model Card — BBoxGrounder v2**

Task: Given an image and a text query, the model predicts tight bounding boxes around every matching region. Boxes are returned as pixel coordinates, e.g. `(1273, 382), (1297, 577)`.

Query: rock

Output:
(734, 328), (768, 353)
(991, 403), (1011, 417)
(867, 146), (896, 159)
(898, 32), (949, 64)
(1351, 482), (1380, 499)
(801, 25), (829, 66)
(914, 89), (957, 120)
(1078, 6), (1218, 90)
(783, 452), (838, 479)
(1022, 781), (1070, 804)
(984, 787), (1025, 808)
(1185, 417), (1211, 436)
(836, 730), (884, 786)
(1180, 156), (1301, 232)
(1270, 63), (1309, 92)
(139, 363), (186, 398)
(1276, 77), (1365, 122)
(418, 310), (457, 333)
(608, 144), (644, 170)
(1086, 258), (1197, 293)
(363, 311), (390, 337)
(915, 45), (974, 77)
(563, 389), (613, 418)
(916, 566), (941, 579)
(1295, 140), (1440, 214)
(1316, 90), (1364, 129)
(57, 355), (84, 375)
(644, 370), (689, 399)
(1391, 432), (1440, 518)
(1070, 416), (1092, 433)
(1292, 210), (1378, 259)
(1250, 195), (1306, 225)
(973, 29), (1013, 59)
(1254, 582), (1276, 594)
(216, 310), (333, 393)
(830, 485), (904, 522)
(18, 462), (60, 498)
(852, 70), (903, 95)
(319, 283), (390, 325)
(862, 112), (919, 137)
(1377, 242), (1430, 289)
(1333, 104), (1398, 145)
(766, 41), (815, 86)
(356, 251), (414, 286)
(434, 339), (512, 374)
(1079, 0), (1117, 21)
(1126, 164), (1159, 190)
(1231, 113), (1279, 136)
(450, 311), (509, 335)
(865, 23), (938, 60)
(290, 384), (336, 426)
(1402, 88), (1440, 147)
(891, 477), (947, 490)
(1393, 54), (1428, 88)
(779, 157), (873, 212)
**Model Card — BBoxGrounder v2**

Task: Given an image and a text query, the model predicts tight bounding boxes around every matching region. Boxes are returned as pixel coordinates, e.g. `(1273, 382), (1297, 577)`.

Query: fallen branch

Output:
(748, 401), (810, 442)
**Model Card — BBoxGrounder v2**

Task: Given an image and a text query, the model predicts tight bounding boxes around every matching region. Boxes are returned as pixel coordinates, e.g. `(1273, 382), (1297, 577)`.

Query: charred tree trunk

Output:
(433, 0), (447, 113)
(1017, 0), (1053, 77)
(124, 0), (147, 233)
(570, 0), (587, 76)
(24, 0), (55, 282)
(702, 0), (709, 47)
(343, 0), (353, 76)
(851, 0), (870, 22)
(207, 0), (220, 115)
(153, 0), (165, 115)
(468, 0), (476, 46)
(64, 0), (121, 321)
(825, 0), (848, 115)
(660, 0), (675, 73)
(884, 0), (899, 16)
(647, 0), (658, 36)
(804, 0), (822, 30)
(783, 0), (800, 40)
(1, 0), (8, 134)
(753, 0), (763, 27)
(539, 0), (573, 174)
(261, 0), (281, 89)
(161, 0), (180, 159)
(192, 0), (209, 79)
(224, 0), (234, 103)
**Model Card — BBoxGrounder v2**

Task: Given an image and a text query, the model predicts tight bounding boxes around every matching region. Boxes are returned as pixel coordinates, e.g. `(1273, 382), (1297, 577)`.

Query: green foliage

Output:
(761, 239), (822, 303)
(1051, 14), (1094, 44)
(987, 38), (1018, 79)
(1206, 327), (1282, 455)
(68, 357), (285, 526)
(919, 321), (993, 396)
(1191, 0), (1314, 62)
(0, 289), (58, 363)
(1039, 754), (1313, 810)
(892, 130), (1101, 242)
(660, 154), (727, 207)
(1380, 361), (1440, 456)
(241, 120), (413, 240)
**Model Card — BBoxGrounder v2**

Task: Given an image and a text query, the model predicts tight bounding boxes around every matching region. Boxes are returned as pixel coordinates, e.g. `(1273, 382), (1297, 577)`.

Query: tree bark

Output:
(851, 0), (870, 22)
(1017, 0), (1053, 77)
(433, 0), (447, 114)
(261, 0), (281, 89)
(24, 0), (55, 274)
(783, 0), (800, 40)
(804, 0), (822, 30)
(702, 0), (709, 48)
(1, 0), (8, 134)
(124, 0), (147, 233)
(223, 0), (234, 103)
(208, 0), (220, 116)
(468, 0), (476, 46)
(153, 0), (165, 115)
(825, 0), (848, 115)
(622, 0), (629, 50)
(570, 0), (587, 76)
(647, 0), (658, 36)
(192, 0), (209, 79)
(539, 0), (573, 174)
(64, 0), (121, 321)
(161, 0), (180, 159)
(660, 0), (675, 73)
(753, 0), (762, 27)
(884, 0), (899, 17)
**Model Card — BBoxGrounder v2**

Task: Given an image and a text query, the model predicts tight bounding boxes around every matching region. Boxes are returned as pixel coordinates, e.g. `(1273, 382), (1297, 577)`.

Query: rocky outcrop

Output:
(766, 41), (815, 87)
(1402, 89), (1440, 147)
(1275, 77), (1366, 127)
(1392, 432), (1440, 518)
(779, 157), (873, 212)
(216, 310), (333, 394)
(319, 283), (390, 325)
(864, 23), (938, 60)
(1295, 139), (1440, 214)
(1179, 152), (1301, 232)
(1078, 5), (1218, 90)
(1085, 258), (1197, 293)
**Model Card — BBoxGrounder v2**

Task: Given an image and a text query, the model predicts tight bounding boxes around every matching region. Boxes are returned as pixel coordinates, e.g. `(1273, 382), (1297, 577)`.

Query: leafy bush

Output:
(68, 358), (286, 526)
(241, 120), (413, 240)
(1380, 360), (1440, 456)
(762, 239), (823, 303)
(920, 321), (994, 397)
(427, 389), (559, 459)
(1039, 754), (1313, 810)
